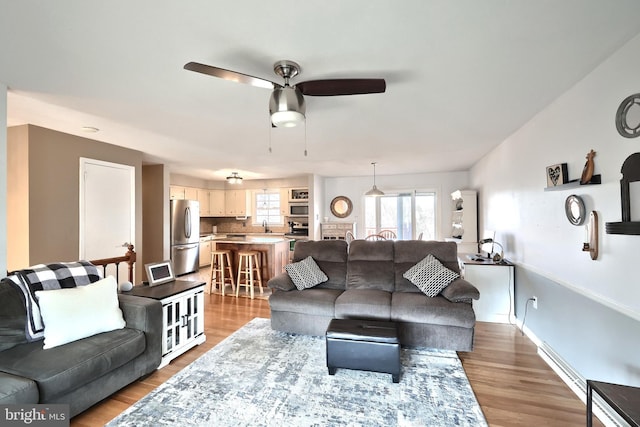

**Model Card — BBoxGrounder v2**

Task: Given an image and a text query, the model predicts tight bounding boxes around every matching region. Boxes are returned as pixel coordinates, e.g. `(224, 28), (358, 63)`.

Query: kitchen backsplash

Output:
(200, 217), (289, 235)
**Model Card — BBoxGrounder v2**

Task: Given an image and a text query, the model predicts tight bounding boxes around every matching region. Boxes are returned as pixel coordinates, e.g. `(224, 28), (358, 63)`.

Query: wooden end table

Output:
(587, 379), (640, 427)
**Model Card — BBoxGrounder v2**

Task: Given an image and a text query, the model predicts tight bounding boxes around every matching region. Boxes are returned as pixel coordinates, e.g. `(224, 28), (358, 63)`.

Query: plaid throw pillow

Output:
(285, 256), (328, 290)
(403, 254), (460, 297)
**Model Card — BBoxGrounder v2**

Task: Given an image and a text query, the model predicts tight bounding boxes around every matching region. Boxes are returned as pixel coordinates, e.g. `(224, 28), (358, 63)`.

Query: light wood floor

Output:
(71, 292), (601, 427)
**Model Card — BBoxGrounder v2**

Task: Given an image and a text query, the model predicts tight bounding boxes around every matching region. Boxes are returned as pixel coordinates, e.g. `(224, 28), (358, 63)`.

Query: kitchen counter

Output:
(211, 235), (291, 282)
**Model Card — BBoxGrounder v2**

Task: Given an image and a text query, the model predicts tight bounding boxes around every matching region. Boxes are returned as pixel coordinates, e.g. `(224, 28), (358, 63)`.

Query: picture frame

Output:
(145, 260), (175, 286)
(546, 163), (568, 187)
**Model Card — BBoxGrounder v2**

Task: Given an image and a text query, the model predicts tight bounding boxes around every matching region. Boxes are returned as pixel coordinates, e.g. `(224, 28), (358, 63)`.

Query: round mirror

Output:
(330, 196), (353, 218)
(616, 93), (640, 138)
(565, 195), (586, 226)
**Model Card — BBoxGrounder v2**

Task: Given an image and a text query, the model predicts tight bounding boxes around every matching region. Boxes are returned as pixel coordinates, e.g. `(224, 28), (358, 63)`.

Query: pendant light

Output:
(365, 162), (384, 196)
(226, 172), (243, 184)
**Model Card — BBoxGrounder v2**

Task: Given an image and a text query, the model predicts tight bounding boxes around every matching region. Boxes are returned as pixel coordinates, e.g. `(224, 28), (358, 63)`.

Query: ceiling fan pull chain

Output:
(304, 122), (308, 157)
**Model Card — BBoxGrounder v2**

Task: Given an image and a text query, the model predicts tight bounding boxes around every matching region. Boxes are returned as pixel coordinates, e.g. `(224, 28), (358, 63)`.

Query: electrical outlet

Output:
(532, 296), (538, 309)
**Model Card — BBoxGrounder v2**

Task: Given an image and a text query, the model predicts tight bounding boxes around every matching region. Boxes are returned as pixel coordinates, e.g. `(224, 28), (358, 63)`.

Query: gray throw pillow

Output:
(403, 254), (460, 297)
(285, 256), (328, 290)
(440, 279), (480, 302)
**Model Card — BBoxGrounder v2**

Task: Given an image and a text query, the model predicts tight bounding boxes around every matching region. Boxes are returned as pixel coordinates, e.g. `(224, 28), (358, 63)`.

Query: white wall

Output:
(310, 174), (324, 240)
(470, 33), (640, 385)
(323, 171), (469, 239)
(0, 84), (6, 275)
(471, 33), (640, 317)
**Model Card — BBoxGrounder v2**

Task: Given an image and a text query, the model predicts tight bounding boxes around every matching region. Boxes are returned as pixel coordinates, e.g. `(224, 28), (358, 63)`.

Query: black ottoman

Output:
(325, 318), (401, 383)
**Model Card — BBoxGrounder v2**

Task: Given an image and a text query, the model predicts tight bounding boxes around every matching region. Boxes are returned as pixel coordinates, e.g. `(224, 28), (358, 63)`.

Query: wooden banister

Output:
(89, 244), (136, 283)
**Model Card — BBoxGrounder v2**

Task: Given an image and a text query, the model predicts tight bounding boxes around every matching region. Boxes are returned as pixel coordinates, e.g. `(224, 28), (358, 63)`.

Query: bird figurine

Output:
(580, 149), (596, 184)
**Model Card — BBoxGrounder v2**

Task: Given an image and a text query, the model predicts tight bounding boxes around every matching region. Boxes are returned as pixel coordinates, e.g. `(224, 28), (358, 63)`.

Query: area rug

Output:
(107, 318), (487, 427)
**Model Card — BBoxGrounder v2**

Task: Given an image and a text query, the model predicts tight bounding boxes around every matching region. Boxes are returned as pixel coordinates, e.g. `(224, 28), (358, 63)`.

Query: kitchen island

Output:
(211, 235), (291, 283)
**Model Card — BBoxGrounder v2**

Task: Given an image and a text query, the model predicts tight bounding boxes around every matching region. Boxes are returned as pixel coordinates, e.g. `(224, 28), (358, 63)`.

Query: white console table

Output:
(125, 280), (206, 368)
(460, 254), (514, 324)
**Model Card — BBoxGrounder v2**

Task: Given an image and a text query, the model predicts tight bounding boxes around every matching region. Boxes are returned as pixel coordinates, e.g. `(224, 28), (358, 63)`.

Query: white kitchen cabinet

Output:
(199, 237), (211, 267)
(225, 189), (250, 216)
(209, 190), (225, 216)
(170, 186), (198, 201)
(280, 188), (290, 216)
(170, 185), (185, 200)
(184, 187), (198, 200)
(450, 190), (477, 254)
(197, 189), (210, 216)
(461, 256), (514, 324)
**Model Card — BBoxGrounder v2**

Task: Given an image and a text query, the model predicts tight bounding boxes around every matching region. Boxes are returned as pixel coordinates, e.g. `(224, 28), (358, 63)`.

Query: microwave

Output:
(288, 203), (309, 217)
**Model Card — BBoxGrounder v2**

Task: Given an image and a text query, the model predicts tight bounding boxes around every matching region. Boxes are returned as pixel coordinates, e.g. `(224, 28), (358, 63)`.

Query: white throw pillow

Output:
(35, 276), (126, 349)
(403, 254), (460, 297)
(285, 256), (328, 290)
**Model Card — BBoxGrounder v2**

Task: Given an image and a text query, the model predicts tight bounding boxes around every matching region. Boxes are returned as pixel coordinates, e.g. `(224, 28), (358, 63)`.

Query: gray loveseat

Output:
(268, 239), (480, 351)
(0, 263), (162, 417)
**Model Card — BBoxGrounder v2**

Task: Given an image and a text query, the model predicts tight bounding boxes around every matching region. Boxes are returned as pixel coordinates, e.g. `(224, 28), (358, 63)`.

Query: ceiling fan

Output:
(183, 60), (386, 127)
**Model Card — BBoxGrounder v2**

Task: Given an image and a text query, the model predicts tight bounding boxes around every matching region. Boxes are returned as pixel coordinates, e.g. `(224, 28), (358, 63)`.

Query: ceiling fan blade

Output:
(183, 62), (278, 89)
(296, 79), (386, 96)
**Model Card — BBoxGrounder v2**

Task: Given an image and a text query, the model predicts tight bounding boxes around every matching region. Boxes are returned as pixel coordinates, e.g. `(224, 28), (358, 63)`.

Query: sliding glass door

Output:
(364, 191), (436, 240)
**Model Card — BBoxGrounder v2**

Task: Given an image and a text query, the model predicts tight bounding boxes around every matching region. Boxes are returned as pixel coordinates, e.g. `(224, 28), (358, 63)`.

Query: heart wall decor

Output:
(546, 163), (568, 187)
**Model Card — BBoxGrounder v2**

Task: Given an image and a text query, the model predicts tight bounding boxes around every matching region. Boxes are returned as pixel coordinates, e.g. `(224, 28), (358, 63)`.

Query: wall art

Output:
(546, 163), (568, 187)
(615, 93), (640, 138)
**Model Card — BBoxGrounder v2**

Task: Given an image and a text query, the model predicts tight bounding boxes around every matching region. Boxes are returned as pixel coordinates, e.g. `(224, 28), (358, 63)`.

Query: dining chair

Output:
(379, 230), (397, 240)
(345, 230), (355, 244)
(365, 234), (386, 241)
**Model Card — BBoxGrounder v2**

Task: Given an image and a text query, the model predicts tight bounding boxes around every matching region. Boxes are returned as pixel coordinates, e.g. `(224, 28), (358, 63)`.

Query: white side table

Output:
(125, 280), (206, 368)
(460, 254), (514, 324)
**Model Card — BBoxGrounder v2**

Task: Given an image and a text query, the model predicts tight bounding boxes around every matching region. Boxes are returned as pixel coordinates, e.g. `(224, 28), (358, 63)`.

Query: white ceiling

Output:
(2, 1), (640, 182)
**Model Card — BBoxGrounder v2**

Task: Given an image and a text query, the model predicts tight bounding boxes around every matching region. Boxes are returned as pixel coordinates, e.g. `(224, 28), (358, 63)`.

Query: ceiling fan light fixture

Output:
(269, 86), (306, 127)
(365, 162), (384, 196)
(226, 172), (243, 184)
(271, 110), (305, 128)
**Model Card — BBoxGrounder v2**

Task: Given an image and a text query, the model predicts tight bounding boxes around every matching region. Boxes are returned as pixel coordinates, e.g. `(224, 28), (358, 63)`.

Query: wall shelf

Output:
(544, 174), (601, 192)
(606, 153), (640, 235)
(449, 190), (477, 253)
(605, 221), (640, 235)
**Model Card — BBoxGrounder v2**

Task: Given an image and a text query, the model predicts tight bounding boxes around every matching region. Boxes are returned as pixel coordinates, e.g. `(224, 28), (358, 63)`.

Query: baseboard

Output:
(516, 320), (626, 427)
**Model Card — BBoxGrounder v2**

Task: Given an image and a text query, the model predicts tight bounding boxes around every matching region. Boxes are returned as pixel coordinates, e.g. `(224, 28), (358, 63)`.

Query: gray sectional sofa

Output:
(0, 264), (162, 417)
(268, 239), (480, 351)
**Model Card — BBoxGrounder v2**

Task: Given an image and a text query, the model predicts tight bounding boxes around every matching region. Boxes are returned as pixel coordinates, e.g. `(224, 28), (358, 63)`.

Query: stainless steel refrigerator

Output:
(170, 199), (200, 276)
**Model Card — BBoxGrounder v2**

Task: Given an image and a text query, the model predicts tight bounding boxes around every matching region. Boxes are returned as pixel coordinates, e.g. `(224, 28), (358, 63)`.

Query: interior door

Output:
(79, 158), (135, 283)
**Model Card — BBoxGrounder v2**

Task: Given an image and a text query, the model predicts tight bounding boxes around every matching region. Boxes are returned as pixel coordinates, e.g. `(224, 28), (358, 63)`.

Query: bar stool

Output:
(236, 250), (263, 299)
(210, 249), (235, 296)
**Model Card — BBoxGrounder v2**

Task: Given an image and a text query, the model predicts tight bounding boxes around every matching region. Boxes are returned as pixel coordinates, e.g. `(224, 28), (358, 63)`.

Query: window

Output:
(254, 190), (283, 225)
(364, 191), (436, 240)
